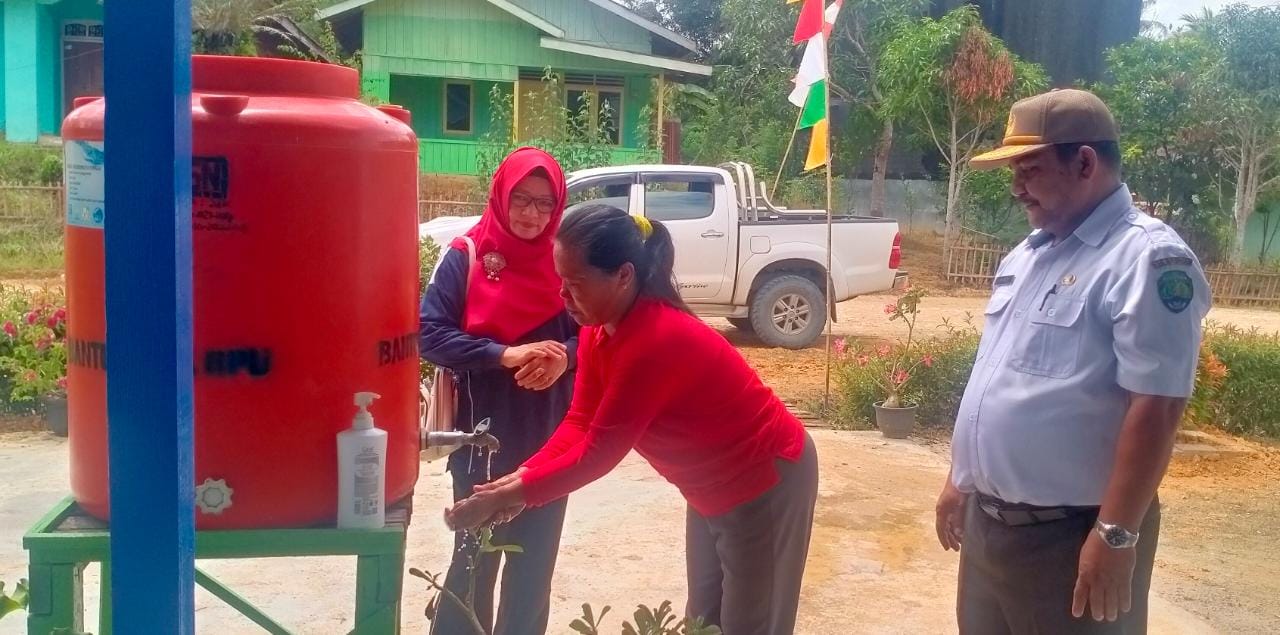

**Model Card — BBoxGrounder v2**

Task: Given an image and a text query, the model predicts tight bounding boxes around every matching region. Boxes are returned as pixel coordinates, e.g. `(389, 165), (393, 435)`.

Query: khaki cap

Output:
(970, 89), (1118, 170)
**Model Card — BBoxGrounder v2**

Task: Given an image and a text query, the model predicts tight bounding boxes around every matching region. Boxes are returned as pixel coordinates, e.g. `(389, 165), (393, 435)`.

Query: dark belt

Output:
(977, 493), (1098, 527)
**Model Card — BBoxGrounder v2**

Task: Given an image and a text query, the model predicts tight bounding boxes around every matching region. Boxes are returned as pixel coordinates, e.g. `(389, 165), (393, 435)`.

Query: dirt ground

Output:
(1155, 442), (1280, 634)
(0, 429), (1225, 635)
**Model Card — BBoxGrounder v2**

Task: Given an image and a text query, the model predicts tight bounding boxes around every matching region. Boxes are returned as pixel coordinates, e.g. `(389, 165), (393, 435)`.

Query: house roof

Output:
(316, 0), (377, 20)
(540, 37), (711, 76)
(579, 0), (698, 54)
(317, 0), (699, 54)
(484, 0), (566, 39)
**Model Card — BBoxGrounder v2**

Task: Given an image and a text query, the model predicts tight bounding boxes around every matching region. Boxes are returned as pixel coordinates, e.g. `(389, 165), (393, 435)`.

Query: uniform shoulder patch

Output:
(1157, 270), (1195, 314)
(1152, 256), (1194, 269)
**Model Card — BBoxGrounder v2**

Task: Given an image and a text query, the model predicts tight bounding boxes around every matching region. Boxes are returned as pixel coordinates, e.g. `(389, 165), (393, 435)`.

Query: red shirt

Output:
(521, 298), (806, 516)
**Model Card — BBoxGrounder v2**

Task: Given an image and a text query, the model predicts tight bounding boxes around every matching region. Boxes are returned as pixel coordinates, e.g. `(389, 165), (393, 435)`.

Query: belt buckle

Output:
(979, 496), (1039, 527)
(1000, 509), (1037, 526)
(979, 500), (1003, 522)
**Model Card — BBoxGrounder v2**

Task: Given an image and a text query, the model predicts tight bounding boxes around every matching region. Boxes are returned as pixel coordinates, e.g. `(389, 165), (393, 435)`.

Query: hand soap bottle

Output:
(337, 391), (387, 529)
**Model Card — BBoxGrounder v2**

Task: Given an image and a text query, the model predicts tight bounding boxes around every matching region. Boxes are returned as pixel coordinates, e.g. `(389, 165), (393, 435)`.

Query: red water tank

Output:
(61, 55), (421, 529)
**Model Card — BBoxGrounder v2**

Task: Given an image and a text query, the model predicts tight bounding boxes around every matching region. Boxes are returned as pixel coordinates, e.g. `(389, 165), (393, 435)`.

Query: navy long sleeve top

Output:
(419, 247), (579, 478)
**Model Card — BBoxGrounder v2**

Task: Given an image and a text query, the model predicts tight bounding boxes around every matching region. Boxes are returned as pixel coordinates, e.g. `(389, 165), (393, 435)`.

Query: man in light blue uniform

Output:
(934, 89), (1210, 634)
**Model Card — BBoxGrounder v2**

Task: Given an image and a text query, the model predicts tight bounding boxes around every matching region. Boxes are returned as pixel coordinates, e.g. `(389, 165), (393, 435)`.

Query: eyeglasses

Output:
(510, 191), (557, 214)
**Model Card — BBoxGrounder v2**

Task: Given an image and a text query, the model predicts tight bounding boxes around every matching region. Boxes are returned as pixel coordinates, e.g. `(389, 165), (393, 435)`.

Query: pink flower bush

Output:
(2, 288), (69, 406)
(836, 287), (931, 409)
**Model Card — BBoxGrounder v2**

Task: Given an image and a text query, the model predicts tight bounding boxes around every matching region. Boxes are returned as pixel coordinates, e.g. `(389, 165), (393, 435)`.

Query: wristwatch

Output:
(1095, 520), (1140, 549)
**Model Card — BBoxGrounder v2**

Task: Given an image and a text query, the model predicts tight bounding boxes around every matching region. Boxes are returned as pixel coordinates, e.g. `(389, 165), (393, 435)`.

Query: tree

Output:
(192, 1), (320, 55)
(830, 0), (929, 216)
(679, 0), (796, 178)
(621, 0), (721, 56)
(1255, 190), (1280, 265)
(1139, 0), (1170, 38)
(879, 6), (1047, 250)
(1192, 4), (1280, 265)
(1095, 34), (1231, 258)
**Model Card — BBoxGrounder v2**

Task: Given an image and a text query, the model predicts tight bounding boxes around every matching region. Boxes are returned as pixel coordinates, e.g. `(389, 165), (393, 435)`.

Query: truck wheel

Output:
(750, 274), (826, 350)
(727, 317), (754, 332)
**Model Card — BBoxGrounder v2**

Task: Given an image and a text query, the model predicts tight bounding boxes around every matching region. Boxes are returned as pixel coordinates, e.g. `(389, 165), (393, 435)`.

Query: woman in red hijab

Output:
(419, 147), (579, 635)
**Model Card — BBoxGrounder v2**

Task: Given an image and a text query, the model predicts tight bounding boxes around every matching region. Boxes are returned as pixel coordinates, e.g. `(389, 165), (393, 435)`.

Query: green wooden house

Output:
(320, 0), (711, 175)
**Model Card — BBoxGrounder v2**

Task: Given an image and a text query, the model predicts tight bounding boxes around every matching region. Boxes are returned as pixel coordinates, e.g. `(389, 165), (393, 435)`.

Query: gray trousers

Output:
(959, 496), (1161, 634)
(686, 433), (819, 635)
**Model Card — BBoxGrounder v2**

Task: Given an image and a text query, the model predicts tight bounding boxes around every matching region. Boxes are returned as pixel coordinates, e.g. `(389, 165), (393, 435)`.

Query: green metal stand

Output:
(23, 496), (411, 634)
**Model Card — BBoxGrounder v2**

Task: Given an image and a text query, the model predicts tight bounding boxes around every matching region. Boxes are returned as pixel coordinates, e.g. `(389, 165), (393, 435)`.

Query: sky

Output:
(1147, 0), (1278, 28)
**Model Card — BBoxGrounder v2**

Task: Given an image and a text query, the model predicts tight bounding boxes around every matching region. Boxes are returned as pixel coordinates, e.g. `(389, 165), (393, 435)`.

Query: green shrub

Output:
(39, 154), (63, 184)
(0, 142), (62, 184)
(833, 315), (1280, 440)
(909, 319), (981, 427)
(1199, 325), (1280, 437)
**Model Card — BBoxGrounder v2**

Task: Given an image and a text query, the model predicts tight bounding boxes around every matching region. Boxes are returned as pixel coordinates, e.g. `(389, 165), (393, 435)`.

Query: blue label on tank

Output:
(65, 140), (105, 230)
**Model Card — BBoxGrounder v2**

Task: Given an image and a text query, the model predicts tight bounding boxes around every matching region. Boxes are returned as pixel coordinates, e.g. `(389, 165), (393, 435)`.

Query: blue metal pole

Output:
(103, 1), (195, 632)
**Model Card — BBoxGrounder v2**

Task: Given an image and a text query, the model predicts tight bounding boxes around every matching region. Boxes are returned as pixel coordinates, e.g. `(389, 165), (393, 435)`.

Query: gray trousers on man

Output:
(685, 433), (819, 635)
(959, 496), (1161, 634)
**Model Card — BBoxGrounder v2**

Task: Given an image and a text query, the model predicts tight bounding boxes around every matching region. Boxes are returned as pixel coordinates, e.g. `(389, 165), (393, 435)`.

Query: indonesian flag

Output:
(789, 0), (842, 170)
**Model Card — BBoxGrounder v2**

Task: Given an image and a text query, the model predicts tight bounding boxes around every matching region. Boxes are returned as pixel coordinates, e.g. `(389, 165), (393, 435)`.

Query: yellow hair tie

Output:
(633, 215), (653, 240)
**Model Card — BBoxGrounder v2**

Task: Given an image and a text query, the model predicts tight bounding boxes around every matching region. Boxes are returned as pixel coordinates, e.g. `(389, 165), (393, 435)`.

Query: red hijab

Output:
(452, 147), (567, 344)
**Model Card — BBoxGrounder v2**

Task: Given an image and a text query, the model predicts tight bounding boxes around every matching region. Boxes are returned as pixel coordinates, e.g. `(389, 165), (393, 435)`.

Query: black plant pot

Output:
(43, 394), (68, 437)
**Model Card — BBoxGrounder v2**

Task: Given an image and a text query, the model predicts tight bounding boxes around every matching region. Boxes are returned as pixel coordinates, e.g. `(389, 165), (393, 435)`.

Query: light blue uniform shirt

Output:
(951, 185), (1210, 507)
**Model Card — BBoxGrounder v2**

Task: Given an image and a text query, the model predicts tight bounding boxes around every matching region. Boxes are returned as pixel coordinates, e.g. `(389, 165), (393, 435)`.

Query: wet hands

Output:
(445, 468), (528, 531)
(501, 341), (568, 391)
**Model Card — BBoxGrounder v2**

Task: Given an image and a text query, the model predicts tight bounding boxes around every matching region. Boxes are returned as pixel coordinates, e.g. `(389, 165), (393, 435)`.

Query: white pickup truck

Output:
(422, 162), (904, 349)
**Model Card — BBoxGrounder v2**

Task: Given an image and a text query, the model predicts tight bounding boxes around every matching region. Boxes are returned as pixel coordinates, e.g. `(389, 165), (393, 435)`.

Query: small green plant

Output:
(411, 527), (523, 635)
(571, 601), (720, 635)
(836, 286), (932, 410)
(0, 578), (30, 621)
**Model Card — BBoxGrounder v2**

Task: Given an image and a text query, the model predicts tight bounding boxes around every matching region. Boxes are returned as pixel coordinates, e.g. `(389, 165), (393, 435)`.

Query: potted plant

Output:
(866, 287), (931, 438)
(1, 301), (69, 436)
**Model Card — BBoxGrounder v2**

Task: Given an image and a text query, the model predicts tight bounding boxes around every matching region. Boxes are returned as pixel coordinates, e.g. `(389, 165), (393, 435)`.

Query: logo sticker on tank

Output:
(193, 156), (245, 232)
(64, 140), (106, 230)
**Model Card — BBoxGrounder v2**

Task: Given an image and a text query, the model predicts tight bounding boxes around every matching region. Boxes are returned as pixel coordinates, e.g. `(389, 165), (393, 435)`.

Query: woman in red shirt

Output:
(446, 205), (819, 635)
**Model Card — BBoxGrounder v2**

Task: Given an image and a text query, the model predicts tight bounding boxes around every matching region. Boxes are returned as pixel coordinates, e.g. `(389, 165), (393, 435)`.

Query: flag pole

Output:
(822, 30), (836, 412)
(773, 108), (805, 198)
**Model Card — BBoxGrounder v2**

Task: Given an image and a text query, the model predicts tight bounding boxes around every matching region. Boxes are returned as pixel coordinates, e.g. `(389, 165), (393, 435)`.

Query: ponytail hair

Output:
(556, 204), (692, 314)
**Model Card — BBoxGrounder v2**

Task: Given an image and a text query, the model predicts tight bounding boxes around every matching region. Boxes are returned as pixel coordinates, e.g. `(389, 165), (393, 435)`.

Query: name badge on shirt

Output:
(994, 275), (1015, 287)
